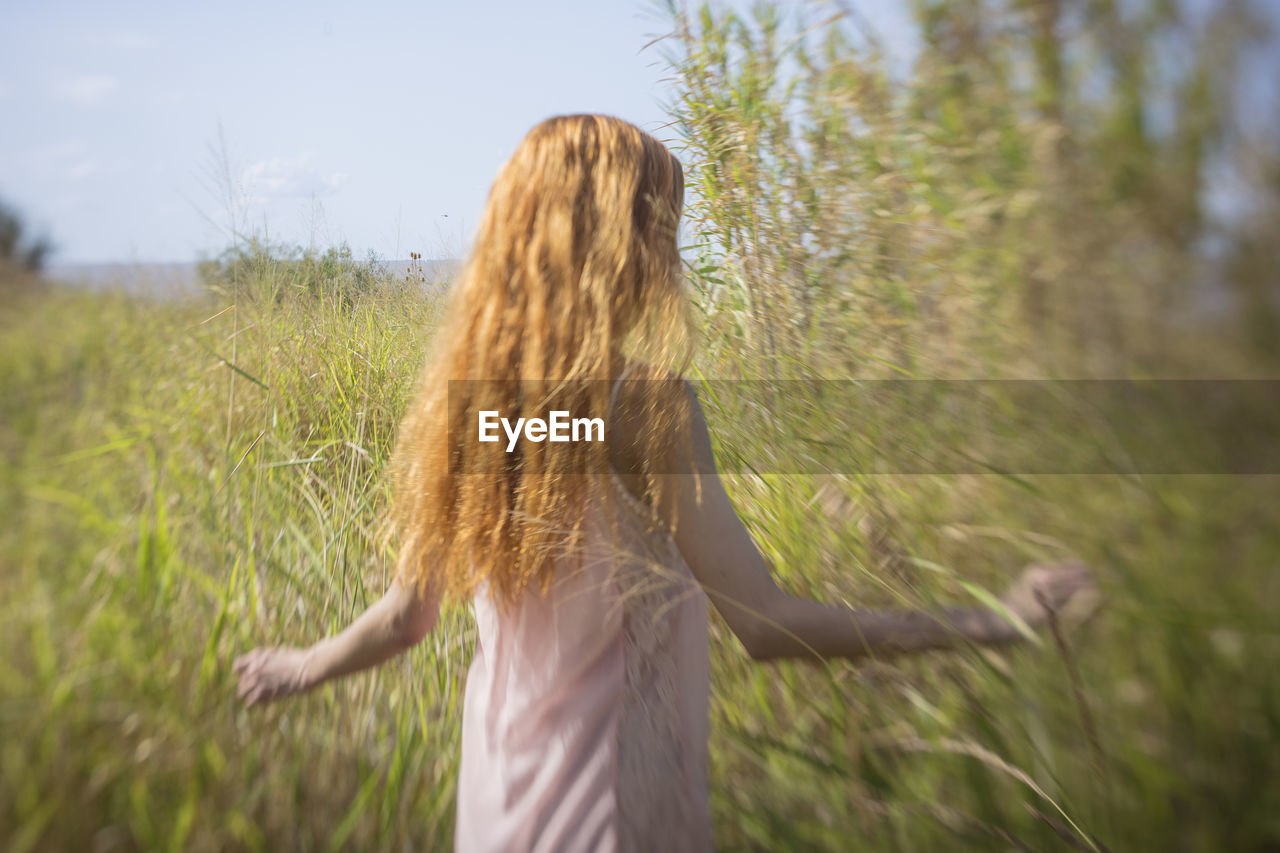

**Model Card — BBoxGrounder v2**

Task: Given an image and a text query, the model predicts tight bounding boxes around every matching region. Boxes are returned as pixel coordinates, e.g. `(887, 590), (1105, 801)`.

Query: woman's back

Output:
(456, 469), (712, 852)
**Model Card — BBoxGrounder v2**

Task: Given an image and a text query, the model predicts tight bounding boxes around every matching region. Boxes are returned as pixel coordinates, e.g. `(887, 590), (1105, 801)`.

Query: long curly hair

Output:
(388, 114), (691, 607)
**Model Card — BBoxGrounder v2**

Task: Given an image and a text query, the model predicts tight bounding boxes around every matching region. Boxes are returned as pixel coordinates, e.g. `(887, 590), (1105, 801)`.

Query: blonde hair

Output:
(388, 114), (691, 607)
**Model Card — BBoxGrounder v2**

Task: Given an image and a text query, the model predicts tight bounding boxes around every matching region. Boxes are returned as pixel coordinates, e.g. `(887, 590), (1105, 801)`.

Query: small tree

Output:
(0, 197), (53, 273)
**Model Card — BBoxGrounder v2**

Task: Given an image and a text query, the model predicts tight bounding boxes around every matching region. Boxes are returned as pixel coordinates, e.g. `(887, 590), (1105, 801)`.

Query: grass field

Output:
(2, 251), (1277, 851)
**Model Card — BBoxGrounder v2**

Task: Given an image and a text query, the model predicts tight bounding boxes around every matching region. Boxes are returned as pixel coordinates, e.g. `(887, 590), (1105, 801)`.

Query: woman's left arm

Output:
(234, 573), (440, 708)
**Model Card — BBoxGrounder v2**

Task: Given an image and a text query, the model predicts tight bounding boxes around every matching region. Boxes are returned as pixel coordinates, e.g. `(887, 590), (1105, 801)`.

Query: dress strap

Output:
(606, 361), (638, 489)
(607, 360), (636, 423)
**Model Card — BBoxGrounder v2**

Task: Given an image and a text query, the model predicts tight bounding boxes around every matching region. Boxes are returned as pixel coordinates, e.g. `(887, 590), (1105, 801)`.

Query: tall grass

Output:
(5, 246), (1278, 852)
(0, 268), (472, 851)
(658, 2), (1280, 849)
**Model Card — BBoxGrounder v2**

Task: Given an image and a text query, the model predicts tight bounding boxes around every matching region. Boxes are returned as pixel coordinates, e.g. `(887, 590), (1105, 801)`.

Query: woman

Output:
(233, 114), (1094, 852)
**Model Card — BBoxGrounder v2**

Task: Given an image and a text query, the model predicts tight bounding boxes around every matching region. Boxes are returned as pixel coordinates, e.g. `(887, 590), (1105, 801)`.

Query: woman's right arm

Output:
(235, 565), (440, 707)
(646, 381), (1091, 663)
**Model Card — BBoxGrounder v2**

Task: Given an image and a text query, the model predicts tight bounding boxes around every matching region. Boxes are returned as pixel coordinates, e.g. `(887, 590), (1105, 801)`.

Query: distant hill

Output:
(380, 258), (463, 283)
(45, 262), (204, 295)
(44, 258), (463, 296)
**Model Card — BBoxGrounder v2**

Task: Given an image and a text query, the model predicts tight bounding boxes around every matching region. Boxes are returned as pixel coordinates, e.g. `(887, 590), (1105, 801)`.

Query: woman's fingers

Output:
(1056, 568), (1103, 626)
(1030, 561), (1099, 623)
(234, 646), (279, 676)
(233, 647), (266, 674)
(1031, 561), (1090, 608)
(236, 648), (268, 706)
(1003, 560), (1096, 628)
(239, 675), (274, 708)
(1001, 560), (1101, 637)
(235, 646), (307, 708)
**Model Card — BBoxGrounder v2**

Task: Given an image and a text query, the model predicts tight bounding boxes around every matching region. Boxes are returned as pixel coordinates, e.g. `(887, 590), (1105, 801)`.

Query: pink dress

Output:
(455, 468), (713, 852)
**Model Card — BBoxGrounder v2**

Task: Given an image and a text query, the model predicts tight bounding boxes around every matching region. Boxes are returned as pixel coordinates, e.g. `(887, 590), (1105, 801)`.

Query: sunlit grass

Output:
(0, 271), (469, 851)
(2, 259), (1276, 851)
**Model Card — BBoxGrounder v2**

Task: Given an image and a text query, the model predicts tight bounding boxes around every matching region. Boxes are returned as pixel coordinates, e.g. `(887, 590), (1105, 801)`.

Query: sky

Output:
(0, 0), (916, 265)
(4, 1), (1269, 266)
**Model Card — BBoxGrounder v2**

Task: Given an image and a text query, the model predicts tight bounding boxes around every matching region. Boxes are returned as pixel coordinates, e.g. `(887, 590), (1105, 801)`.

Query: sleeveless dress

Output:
(454, 384), (713, 851)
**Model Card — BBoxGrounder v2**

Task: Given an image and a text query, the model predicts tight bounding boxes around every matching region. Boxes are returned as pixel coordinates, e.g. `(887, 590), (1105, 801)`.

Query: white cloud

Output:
(26, 139), (88, 173)
(67, 159), (99, 180)
(242, 153), (349, 203)
(51, 73), (119, 104)
(22, 140), (106, 183)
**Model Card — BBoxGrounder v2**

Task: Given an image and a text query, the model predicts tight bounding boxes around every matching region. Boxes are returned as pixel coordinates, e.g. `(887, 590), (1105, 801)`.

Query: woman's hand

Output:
(233, 645), (315, 708)
(1000, 560), (1099, 632)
